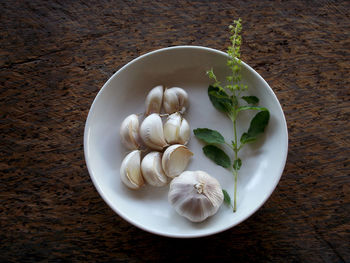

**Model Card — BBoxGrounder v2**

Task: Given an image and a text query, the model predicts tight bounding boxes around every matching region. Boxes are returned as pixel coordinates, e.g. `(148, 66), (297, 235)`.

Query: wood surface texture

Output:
(1, 0), (349, 262)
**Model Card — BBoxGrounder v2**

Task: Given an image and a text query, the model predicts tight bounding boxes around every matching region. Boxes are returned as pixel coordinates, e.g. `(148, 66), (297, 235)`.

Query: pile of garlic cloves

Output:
(119, 85), (192, 189)
(119, 85), (223, 222)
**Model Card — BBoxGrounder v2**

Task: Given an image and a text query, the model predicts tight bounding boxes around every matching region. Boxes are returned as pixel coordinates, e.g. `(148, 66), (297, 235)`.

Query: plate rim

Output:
(84, 45), (289, 238)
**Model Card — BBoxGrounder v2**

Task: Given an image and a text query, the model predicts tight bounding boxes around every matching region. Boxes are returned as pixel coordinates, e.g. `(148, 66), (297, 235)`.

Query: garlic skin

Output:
(119, 114), (140, 150)
(163, 87), (188, 114)
(162, 144), (193, 178)
(163, 112), (190, 145)
(141, 152), (168, 187)
(120, 150), (144, 190)
(168, 170), (224, 222)
(140, 113), (168, 150)
(145, 85), (163, 115)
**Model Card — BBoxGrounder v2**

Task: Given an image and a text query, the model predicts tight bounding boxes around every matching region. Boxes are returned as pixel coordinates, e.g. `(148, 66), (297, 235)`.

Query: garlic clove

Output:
(168, 170), (224, 222)
(162, 144), (193, 178)
(139, 113), (168, 150)
(163, 112), (181, 144)
(178, 117), (190, 145)
(120, 150), (144, 190)
(145, 85), (163, 115)
(163, 87), (188, 114)
(141, 151), (168, 187)
(163, 112), (190, 145)
(119, 114), (141, 150)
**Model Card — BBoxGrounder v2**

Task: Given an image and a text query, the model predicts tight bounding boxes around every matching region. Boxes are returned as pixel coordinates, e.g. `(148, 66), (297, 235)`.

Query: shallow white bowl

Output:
(84, 46), (288, 238)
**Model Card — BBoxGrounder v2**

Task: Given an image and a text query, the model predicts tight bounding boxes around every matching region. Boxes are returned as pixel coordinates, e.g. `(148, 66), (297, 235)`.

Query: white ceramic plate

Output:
(84, 46), (288, 238)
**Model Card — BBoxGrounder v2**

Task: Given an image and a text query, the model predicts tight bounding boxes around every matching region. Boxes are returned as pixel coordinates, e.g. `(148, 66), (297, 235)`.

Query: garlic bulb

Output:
(163, 112), (190, 145)
(145, 85), (163, 115)
(119, 114), (140, 150)
(168, 170), (224, 222)
(163, 87), (188, 114)
(141, 152), (168, 187)
(120, 150), (144, 190)
(162, 144), (193, 178)
(140, 113), (168, 150)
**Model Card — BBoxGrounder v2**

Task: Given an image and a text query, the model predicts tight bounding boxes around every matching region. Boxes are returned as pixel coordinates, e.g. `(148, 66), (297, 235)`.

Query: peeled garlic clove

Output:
(120, 150), (144, 190)
(141, 151), (168, 187)
(140, 113), (168, 150)
(119, 114), (140, 150)
(145, 85), (163, 115)
(164, 112), (190, 145)
(163, 87), (188, 114)
(162, 144), (193, 178)
(168, 170), (224, 222)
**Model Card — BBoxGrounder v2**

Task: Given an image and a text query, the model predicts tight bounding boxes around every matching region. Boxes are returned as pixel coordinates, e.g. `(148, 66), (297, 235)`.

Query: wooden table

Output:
(1, 0), (349, 261)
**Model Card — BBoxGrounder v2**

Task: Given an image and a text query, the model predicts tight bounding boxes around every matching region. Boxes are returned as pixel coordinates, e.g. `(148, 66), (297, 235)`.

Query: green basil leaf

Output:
(208, 85), (233, 113)
(233, 158), (242, 170)
(203, 145), (231, 168)
(242, 96), (259, 105)
(240, 110), (270, 144)
(240, 133), (257, 144)
(237, 106), (268, 113)
(247, 110), (270, 137)
(193, 128), (225, 144)
(222, 189), (232, 206)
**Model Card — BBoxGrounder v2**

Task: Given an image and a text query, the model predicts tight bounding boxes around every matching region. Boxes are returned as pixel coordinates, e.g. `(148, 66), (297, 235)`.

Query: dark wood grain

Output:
(1, 0), (349, 262)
